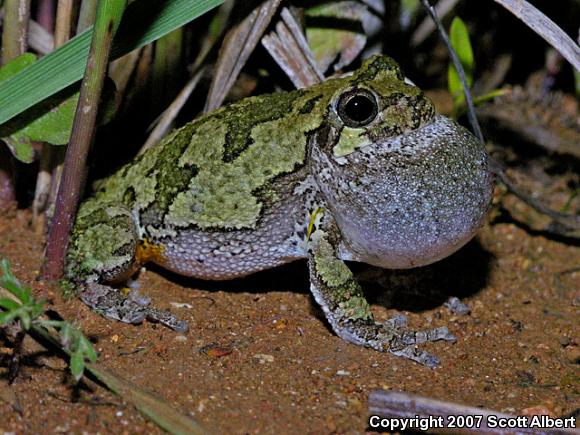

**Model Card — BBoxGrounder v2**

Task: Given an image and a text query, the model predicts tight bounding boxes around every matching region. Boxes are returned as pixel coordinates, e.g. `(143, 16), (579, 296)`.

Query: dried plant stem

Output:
(44, 0), (128, 280)
(33, 0), (76, 230)
(54, 0), (74, 47)
(151, 27), (184, 111)
(419, 0), (484, 144)
(493, 164), (580, 230)
(0, 147), (16, 212)
(369, 390), (578, 435)
(204, 0), (282, 112)
(35, 0), (55, 31)
(77, 0), (98, 34)
(139, 66), (206, 154)
(262, 7), (325, 89)
(1, 0), (31, 64)
(0, 0), (31, 211)
(411, 0), (461, 47)
(108, 47), (143, 102)
(493, 0), (580, 71)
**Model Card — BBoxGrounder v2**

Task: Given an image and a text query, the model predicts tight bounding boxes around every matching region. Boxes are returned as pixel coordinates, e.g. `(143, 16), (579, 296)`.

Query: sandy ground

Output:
(0, 189), (578, 433)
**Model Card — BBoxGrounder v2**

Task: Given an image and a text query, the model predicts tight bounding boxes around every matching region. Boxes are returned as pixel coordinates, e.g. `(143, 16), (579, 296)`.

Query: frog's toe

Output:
(82, 282), (148, 324)
(81, 283), (188, 332)
(144, 309), (189, 333)
(380, 323), (456, 368)
(127, 289), (151, 306)
(389, 346), (441, 368)
(382, 313), (408, 329)
(390, 325), (456, 347)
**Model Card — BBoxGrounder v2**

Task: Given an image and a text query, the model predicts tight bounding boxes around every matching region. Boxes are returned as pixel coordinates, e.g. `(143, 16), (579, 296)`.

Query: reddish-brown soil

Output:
(0, 189), (578, 433)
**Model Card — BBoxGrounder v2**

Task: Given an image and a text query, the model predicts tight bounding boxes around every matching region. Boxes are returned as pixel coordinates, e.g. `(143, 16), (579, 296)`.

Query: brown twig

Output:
(419, 0), (484, 144)
(77, 0), (98, 34)
(0, 0), (31, 212)
(204, 0), (282, 113)
(492, 0), (580, 71)
(0, 146), (16, 212)
(492, 162), (580, 230)
(368, 390), (578, 435)
(35, 0), (55, 32)
(138, 2), (232, 152)
(43, 0), (127, 280)
(54, 0), (74, 48)
(0, 0), (31, 64)
(411, 0), (461, 47)
(32, 0), (76, 230)
(262, 7), (325, 89)
(139, 66), (206, 154)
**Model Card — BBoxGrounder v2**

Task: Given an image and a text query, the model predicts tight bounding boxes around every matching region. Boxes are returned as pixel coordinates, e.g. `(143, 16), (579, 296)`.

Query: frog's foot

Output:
(341, 316), (456, 367)
(81, 283), (188, 332)
(308, 225), (455, 367)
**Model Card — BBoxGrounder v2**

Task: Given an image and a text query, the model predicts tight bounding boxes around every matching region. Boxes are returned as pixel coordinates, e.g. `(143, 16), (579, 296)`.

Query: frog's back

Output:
(94, 86), (331, 231)
(76, 86), (337, 279)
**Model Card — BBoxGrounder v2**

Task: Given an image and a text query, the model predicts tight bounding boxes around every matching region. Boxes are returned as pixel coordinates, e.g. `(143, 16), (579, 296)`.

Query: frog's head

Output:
(310, 55), (493, 269)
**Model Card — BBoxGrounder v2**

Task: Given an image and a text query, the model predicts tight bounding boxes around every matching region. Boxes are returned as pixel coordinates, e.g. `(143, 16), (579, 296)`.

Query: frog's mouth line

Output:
(332, 114), (447, 165)
(365, 115), (450, 155)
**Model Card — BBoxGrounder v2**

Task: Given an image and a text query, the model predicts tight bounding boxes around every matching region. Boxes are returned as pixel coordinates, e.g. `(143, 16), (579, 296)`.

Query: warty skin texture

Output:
(65, 55), (493, 366)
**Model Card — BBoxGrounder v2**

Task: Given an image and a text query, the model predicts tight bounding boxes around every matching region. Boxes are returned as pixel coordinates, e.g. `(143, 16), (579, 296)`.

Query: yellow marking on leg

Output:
(135, 239), (166, 264)
(307, 207), (324, 241)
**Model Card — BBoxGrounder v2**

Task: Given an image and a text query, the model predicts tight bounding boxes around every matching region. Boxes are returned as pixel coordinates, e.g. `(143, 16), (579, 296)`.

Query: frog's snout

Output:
(323, 116), (494, 269)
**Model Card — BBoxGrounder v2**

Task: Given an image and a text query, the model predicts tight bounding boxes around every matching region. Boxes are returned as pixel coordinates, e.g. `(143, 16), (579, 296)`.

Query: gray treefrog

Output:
(64, 56), (493, 367)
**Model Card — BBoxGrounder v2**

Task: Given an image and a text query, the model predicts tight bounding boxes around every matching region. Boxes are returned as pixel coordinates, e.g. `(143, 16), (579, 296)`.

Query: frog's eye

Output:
(336, 89), (378, 128)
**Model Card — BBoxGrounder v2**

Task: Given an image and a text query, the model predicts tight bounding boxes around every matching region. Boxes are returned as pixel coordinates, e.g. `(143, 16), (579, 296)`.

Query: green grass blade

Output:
(0, 0), (224, 126)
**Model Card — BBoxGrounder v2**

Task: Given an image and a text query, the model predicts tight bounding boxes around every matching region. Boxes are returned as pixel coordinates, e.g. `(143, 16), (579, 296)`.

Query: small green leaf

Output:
(306, 2), (368, 72)
(447, 16), (474, 106)
(0, 298), (21, 311)
(60, 323), (73, 347)
(400, 0), (420, 28)
(0, 54), (40, 162)
(0, 78), (118, 163)
(70, 348), (85, 381)
(0, 53), (37, 84)
(38, 319), (64, 328)
(31, 302), (46, 318)
(20, 311), (31, 329)
(0, 137), (34, 163)
(0, 311), (18, 325)
(2, 92), (78, 146)
(0, 263), (28, 303)
(473, 88), (507, 105)
(79, 335), (98, 362)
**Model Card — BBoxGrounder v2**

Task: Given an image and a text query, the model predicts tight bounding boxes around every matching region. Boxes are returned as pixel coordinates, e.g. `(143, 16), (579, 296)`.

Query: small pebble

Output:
(444, 297), (471, 315)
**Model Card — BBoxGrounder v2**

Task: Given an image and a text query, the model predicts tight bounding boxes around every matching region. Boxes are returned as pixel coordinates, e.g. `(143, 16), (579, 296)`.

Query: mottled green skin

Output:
(65, 55), (491, 366)
(310, 229), (373, 321)
(82, 57), (428, 229)
(66, 55), (432, 280)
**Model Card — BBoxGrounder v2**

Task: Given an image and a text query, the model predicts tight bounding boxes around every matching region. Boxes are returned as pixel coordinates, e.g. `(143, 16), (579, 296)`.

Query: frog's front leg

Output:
(65, 201), (187, 332)
(307, 223), (455, 367)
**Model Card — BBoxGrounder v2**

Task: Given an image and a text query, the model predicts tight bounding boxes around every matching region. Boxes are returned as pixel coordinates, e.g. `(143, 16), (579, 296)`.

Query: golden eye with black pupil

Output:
(337, 89), (378, 128)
